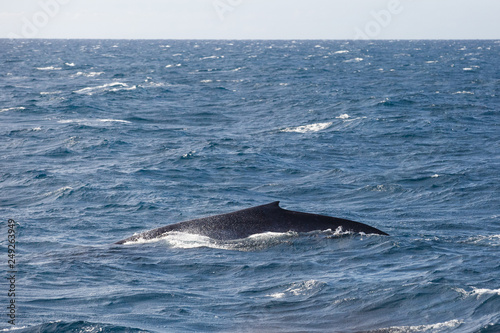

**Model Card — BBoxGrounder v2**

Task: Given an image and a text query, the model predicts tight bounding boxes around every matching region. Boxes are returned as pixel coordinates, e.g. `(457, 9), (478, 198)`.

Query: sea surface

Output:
(1, 39), (499, 333)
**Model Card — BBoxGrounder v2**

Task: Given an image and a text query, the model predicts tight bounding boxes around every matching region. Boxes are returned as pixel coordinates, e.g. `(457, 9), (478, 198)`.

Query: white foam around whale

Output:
(122, 227), (356, 251)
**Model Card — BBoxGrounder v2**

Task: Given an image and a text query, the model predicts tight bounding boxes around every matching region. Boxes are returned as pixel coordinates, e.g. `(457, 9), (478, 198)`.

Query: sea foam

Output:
(73, 82), (136, 95)
(281, 122), (332, 133)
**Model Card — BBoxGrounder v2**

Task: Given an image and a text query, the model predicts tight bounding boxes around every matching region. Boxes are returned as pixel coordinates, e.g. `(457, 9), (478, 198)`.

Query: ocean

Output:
(1, 39), (499, 333)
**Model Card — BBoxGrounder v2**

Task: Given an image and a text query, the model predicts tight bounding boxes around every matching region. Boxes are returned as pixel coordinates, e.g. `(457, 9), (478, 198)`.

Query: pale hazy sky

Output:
(1, 0), (499, 39)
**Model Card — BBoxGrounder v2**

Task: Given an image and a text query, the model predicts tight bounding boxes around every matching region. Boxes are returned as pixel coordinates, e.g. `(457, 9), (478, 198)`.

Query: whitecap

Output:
(471, 287), (500, 296)
(462, 234), (500, 246)
(57, 118), (131, 125)
(364, 184), (405, 193)
(455, 287), (500, 298)
(200, 55), (219, 60)
(0, 106), (25, 113)
(140, 77), (164, 87)
(182, 150), (196, 159)
(334, 50), (349, 54)
(36, 66), (61, 70)
(40, 91), (62, 95)
(378, 319), (463, 332)
(344, 57), (363, 63)
(73, 71), (104, 77)
(281, 122), (333, 133)
(43, 186), (73, 198)
(73, 82), (136, 95)
(97, 119), (132, 123)
(267, 280), (326, 299)
(343, 115), (367, 123)
(65, 62), (75, 67)
(336, 114), (350, 120)
(453, 91), (474, 95)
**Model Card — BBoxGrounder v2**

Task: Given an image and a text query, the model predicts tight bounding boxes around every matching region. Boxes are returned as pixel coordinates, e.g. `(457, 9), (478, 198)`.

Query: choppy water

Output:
(1, 39), (499, 333)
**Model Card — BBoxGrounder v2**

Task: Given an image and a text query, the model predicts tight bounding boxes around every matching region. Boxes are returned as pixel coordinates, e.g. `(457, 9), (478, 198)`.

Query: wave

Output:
(461, 234), (500, 247)
(57, 118), (132, 126)
(266, 279), (326, 299)
(36, 66), (61, 70)
(73, 71), (104, 77)
(453, 91), (475, 95)
(200, 55), (221, 60)
(365, 319), (463, 333)
(12, 320), (149, 333)
(165, 64), (181, 68)
(281, 122), (332, 133)
(40, 91), (62, 95)
(42, 186), (73, 199)
(455, 287), (500, 298)
(345, 57), (364, 63)
(280, 116), (364, 133)
(73, 82), (136, 95)
(0, 106), (25, 113)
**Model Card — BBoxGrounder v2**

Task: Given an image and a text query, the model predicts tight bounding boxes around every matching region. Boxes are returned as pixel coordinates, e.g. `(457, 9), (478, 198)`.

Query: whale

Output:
(115, 201), (388, 244)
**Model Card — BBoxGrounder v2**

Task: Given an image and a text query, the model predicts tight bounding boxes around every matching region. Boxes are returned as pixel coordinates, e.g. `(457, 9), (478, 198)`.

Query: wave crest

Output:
(281, 122), (332, 133)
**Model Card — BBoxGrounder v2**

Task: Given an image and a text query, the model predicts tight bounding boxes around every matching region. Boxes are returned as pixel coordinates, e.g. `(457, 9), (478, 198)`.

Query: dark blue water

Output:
(1, 39), (499, 333)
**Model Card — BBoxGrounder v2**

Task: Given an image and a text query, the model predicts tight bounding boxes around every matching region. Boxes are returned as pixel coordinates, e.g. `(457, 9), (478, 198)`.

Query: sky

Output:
(1, 0), (499, 40)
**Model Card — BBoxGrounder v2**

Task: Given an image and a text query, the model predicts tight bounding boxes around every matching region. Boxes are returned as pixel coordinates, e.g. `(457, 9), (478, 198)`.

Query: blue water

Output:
(1, 39), (499, 333)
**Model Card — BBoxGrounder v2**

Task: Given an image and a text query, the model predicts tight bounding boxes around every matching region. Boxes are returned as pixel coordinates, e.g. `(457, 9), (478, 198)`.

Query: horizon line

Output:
(2, 37), (499, 41)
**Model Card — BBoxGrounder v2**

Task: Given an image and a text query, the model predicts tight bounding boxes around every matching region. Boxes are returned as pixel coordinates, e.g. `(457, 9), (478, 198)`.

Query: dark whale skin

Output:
(115, 201), (388, 244)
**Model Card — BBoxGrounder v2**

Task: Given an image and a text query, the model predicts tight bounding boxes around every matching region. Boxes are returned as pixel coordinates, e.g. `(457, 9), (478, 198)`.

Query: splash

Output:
(122, 231), (299, 251)
(120, 228), (358, 251)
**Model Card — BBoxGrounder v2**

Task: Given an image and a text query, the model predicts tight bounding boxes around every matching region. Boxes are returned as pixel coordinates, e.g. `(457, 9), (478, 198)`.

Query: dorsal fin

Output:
(261, 201), (280, 208)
